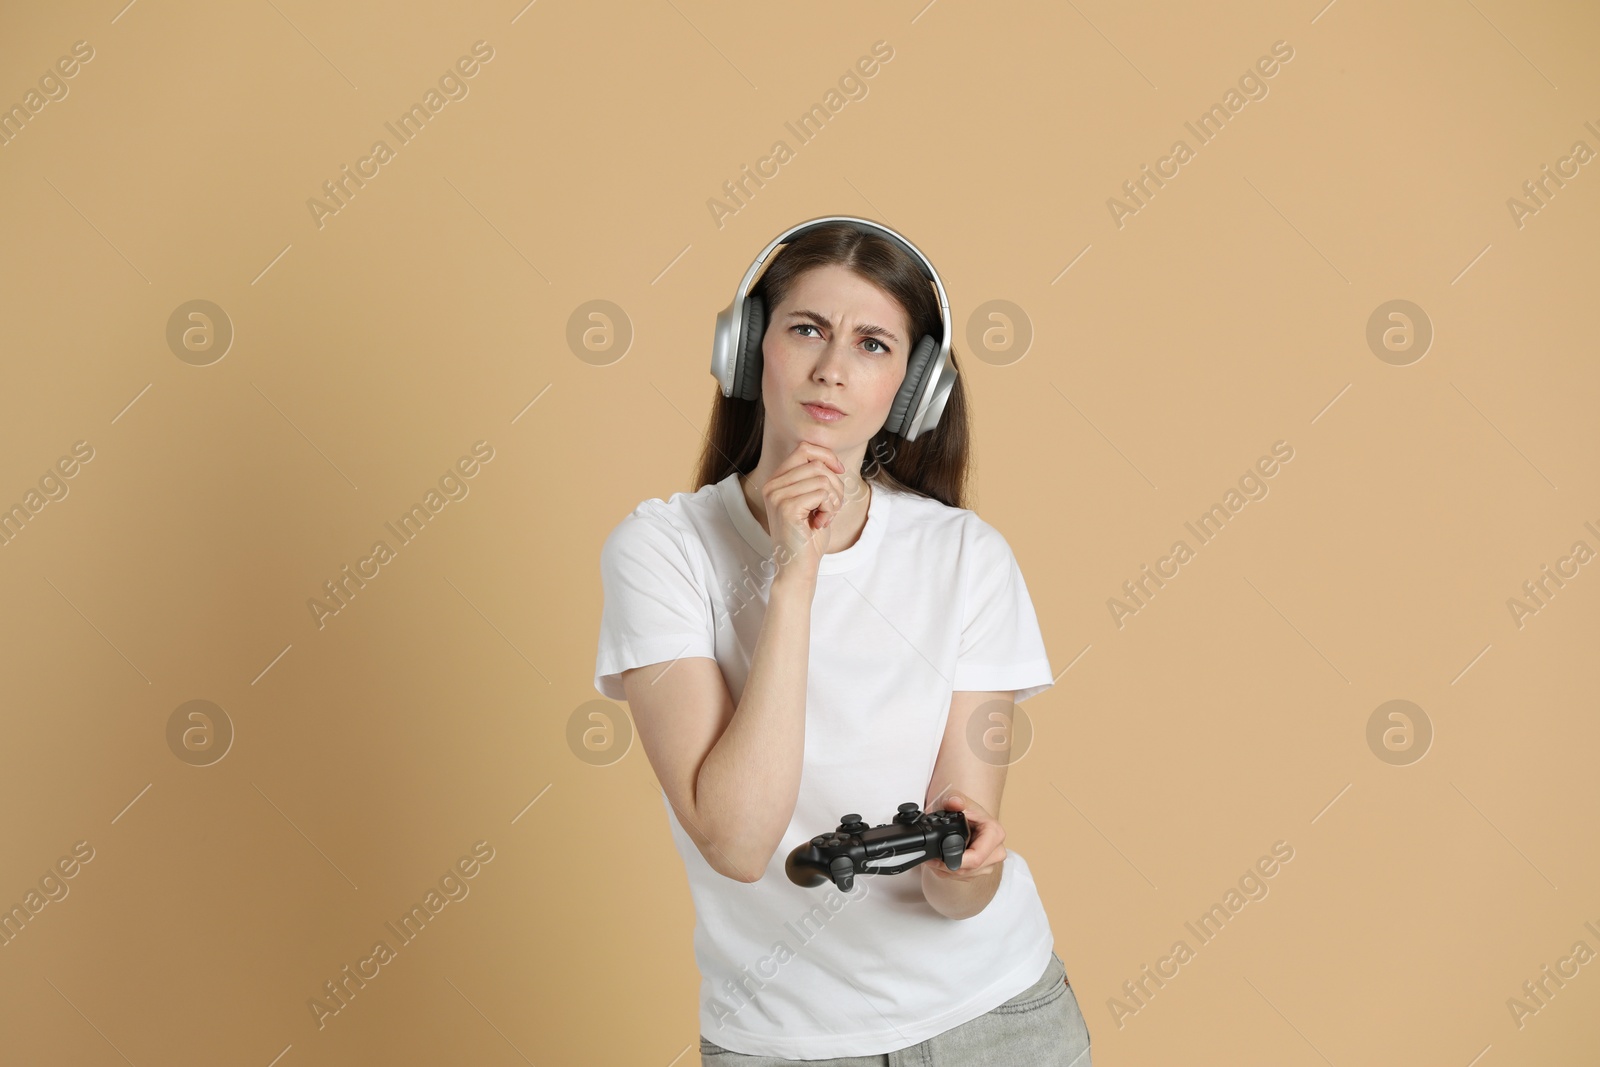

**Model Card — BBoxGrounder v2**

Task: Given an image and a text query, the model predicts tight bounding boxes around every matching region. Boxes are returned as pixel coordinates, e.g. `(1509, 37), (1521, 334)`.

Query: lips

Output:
(801, 401), (843, 414)
(801, 402), (845, 422)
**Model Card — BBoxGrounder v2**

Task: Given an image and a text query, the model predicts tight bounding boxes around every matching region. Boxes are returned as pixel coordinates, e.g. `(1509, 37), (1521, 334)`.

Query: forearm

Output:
(922, 859), (1004, 920)
(694, 574), (814, 880)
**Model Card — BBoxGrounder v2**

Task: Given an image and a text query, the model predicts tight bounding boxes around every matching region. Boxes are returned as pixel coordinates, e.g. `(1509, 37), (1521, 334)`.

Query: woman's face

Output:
(759, 263), (913, 456)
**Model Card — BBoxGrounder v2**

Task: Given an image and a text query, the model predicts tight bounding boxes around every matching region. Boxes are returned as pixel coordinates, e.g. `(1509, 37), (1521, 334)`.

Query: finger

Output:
(813, 472), (847, 521)
(770, 472), (846, 522)
(959, 815), (1003, 859)
(971, 843), (1007, 872)
(775, 487), (836, 528)
(776, 442), (845, 477)
(815, 463), (850, 513)
(962, 833), (999, 869)
(961, 834), (1007, 871)
(765, 460), (844, 499)
(794, 441), (846, 474)
(773, 482), (836, 512)
(771, 445), (851, 508)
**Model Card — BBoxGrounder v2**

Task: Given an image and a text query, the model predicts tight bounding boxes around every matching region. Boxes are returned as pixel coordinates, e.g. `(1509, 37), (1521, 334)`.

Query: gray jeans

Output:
(699, 951), (1092, 1066)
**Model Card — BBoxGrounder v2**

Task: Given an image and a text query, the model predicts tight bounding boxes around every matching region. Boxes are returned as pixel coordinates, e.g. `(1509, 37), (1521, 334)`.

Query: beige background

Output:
(1, 1), (1596, 1064)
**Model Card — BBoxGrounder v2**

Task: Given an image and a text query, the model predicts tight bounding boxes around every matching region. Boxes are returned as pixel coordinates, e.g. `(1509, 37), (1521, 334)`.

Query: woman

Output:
(593, 218), (1092, 1065)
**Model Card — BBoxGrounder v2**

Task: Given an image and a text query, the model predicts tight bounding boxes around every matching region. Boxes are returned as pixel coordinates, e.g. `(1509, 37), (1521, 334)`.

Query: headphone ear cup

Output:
(885, 334), (938, 438)
(732, 294), (766, 401)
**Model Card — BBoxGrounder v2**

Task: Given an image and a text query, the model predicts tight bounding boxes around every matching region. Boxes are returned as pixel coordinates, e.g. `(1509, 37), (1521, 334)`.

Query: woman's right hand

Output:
(754, 442), (849, 584)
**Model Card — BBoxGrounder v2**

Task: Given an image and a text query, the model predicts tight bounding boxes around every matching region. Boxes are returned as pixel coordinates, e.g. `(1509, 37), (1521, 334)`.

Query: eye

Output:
(863, 338), (889, 355)
(792, 324), (822, 338)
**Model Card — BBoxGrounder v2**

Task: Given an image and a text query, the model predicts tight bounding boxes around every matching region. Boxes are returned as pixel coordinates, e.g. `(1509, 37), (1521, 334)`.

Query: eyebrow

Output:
(785, 308), (901, 348)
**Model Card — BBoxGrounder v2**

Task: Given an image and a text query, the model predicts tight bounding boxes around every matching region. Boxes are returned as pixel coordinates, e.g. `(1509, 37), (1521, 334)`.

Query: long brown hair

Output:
(692, 222), (972, 509)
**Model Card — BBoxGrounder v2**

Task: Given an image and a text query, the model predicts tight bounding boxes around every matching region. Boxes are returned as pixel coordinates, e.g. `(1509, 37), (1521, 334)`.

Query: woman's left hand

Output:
(923, 793), (1006, 882)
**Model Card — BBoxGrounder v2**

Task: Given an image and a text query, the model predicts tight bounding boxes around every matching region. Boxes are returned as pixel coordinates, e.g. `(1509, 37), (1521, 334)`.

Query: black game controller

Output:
(785, 803), (969, 892)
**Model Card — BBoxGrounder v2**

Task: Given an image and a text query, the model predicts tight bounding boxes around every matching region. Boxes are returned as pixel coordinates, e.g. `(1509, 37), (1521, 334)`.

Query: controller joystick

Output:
(785, 803), (970, 892)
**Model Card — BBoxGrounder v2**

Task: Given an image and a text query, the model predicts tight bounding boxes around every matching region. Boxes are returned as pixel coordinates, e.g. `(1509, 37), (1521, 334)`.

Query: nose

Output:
(813, 335), (848, 384)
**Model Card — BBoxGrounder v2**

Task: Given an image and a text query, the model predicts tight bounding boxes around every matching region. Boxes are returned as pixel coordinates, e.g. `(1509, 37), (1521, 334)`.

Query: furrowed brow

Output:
(787, 308), (901, 348)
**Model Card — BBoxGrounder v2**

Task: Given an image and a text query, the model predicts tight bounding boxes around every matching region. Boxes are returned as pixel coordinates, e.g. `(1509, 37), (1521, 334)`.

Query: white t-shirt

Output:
(592, 470), (1057, 1059)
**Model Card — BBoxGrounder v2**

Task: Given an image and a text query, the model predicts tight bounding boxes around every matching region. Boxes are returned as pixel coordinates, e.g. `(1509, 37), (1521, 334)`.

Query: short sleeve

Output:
(952, 521), (1055, 703)
(593, 506), (716, 700)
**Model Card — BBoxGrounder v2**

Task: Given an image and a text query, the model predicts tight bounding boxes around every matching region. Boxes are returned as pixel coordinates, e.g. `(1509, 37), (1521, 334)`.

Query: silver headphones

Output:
(709, 215), (957, 442)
